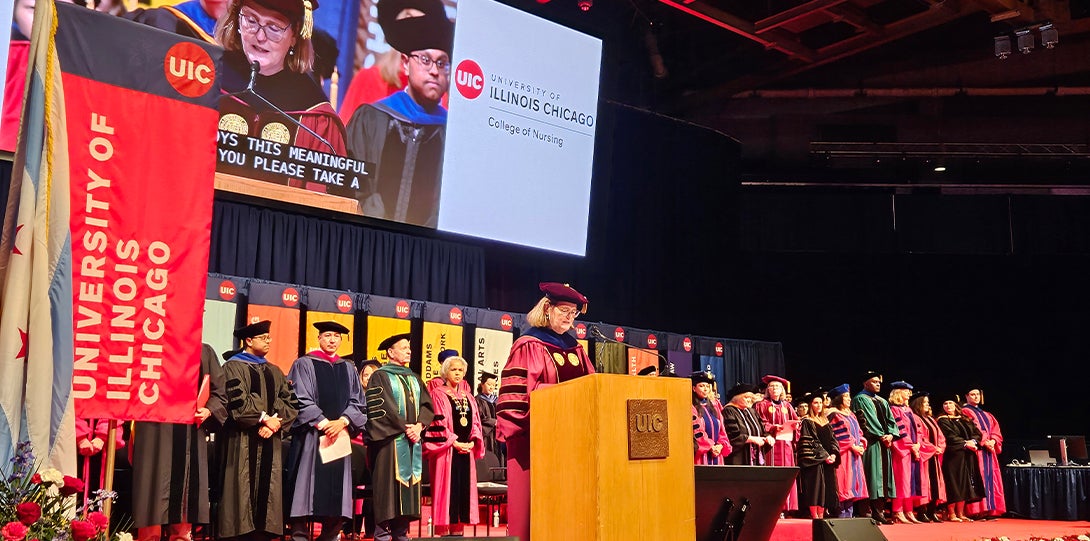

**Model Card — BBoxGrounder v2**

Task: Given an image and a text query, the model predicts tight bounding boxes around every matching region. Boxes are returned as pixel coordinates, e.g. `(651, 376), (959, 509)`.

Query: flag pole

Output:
(102, 420), (118, 536)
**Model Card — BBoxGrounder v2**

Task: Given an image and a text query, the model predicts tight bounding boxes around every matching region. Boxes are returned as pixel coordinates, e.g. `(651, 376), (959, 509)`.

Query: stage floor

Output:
(771, 517), (1090, 541)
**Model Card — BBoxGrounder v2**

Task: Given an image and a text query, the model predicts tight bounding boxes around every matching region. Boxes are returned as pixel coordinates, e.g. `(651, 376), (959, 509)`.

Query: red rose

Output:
(1, 522), (28, 541)
(59, 476), (84, 496)
(86, 512), (108, 533)
(70, 520), (97, 541)
(29, 474), (40, 484)
(14, 503), (40, 526)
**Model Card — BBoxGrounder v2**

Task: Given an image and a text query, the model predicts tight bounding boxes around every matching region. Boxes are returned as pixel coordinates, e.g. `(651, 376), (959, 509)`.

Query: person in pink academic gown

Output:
(423, 352), (485, 537)
(887, 381), (930, 524)
(756, 374), (799, 512)
(963, 387), (1005, 519)
(496, 282), (594, 541)
(911, 391), (946, 522)
(692, 371), (732, 465)
(826, 384), (868, 517)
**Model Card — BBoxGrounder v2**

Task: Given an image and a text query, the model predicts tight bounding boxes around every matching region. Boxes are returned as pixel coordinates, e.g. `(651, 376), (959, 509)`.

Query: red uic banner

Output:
(68, 73), (218, 423)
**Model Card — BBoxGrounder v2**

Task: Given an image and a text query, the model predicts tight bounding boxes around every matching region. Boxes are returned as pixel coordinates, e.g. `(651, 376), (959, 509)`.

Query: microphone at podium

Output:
(589, 325), (669, 375)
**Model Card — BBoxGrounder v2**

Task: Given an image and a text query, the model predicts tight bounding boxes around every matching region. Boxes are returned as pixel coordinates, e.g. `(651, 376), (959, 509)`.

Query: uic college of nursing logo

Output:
(454, 59), (484, 100)
(165, 42), (215, 98)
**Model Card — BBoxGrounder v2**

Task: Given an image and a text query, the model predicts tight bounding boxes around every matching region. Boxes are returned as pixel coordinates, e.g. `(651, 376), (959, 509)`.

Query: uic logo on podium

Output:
(627, 399), (669, 460)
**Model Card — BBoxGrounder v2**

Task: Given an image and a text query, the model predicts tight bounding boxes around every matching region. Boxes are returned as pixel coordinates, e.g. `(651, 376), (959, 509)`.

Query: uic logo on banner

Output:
(337, 294), (353, 312)
(164, 42), (214, 98)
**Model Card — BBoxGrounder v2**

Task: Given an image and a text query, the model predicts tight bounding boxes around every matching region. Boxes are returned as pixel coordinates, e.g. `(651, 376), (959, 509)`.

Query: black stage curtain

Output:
(724, 340), (785, 388)
(209, 200), (486, 306)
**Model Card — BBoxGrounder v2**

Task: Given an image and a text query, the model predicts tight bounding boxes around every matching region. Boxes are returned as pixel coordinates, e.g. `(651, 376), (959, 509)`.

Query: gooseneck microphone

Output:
(223, 60), (338, 155)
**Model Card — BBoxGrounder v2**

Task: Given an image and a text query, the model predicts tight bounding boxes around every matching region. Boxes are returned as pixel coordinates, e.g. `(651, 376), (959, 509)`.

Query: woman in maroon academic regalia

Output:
(496, 282), (595, 541)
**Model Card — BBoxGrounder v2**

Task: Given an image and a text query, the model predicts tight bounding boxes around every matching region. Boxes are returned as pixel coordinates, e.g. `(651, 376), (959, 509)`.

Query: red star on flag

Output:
(16, 328), (28, 361)
(12, 224), (23, 256)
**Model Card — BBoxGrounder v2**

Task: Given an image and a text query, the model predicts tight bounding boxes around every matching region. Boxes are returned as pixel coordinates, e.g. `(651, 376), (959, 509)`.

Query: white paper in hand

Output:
(319, 430), (352, 463)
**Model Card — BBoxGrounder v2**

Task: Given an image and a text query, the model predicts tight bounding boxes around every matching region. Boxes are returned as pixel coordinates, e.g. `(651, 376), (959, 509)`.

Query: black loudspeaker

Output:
(812, 518), (888, 541)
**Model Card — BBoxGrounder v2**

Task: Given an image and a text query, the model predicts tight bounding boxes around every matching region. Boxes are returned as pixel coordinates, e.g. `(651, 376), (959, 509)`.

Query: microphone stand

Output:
(222, 60), (338, 155)
(589, 326), (669, 374)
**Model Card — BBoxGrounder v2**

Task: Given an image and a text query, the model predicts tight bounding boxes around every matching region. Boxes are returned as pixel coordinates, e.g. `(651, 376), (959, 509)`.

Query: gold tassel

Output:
(301, 0), (314, 39)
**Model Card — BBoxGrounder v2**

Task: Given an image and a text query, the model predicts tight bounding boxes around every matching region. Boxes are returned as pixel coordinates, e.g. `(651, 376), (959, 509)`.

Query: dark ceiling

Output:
(507, 0), (1090, 187)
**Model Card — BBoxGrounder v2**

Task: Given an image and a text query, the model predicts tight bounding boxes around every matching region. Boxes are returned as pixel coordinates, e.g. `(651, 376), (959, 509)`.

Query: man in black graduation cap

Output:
(345, 0), (453, 227)
(286, 321), (368, 541)
(218, 320), (299, 540)
(364, 333), (435, 541)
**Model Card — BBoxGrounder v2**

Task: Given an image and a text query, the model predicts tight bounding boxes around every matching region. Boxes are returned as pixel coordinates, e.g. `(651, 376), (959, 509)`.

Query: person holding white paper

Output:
(286, 321), (368, 541)
(756, 374), (800, 513)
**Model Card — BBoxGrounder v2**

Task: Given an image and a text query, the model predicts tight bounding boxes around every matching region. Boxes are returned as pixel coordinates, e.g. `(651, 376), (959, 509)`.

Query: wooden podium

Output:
(530, 373), (695, 541)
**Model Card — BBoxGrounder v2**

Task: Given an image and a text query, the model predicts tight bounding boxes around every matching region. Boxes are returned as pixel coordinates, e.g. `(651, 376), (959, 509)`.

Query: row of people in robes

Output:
(122, 0), (453, 227)
(692, 370), (1005, 525)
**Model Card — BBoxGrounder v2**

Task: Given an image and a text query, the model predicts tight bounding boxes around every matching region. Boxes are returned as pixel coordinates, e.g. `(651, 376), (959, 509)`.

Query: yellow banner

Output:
(366, 315), (411, 363)
(422, 321), (463, 384)
(303, 311), (355, 357)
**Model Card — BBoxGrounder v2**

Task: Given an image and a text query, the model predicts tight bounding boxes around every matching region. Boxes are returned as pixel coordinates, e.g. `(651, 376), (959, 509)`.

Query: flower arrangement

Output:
(0, 442), (131, 541)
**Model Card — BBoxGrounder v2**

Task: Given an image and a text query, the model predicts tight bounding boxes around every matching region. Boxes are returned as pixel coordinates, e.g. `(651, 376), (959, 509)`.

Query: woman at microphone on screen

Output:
(214, 0), (348, 180)
(496, 282), (595, 541)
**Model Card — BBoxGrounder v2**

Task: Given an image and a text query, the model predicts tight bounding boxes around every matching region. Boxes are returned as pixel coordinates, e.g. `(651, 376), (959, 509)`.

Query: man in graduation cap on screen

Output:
(219, 320), (299, 540)
(365, 333), (435, 541)
(345, 0), (453, 228)
(286, 321), (368, 541)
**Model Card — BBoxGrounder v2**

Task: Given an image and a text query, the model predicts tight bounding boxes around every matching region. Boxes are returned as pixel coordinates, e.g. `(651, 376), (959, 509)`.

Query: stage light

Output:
(1015, 29), (1033, 54)
(1040, 23), (1058, 49)
(933, 163), (947, 172)
(994, 35), (1011, 59)
(577, 0), (592, 11)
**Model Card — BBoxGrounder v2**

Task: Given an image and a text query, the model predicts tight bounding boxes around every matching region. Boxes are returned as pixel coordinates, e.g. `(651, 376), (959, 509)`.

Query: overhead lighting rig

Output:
(994, 21), (1058, 59)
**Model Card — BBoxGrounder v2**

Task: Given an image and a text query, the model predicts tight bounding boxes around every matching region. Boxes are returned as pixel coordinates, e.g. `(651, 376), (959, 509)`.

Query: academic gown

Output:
(722, 403), (764, 465)
(475, 393), (500, 459)
(936, 415), (985, 505)
(919, 414), (947, 505)
(124, 0), (217, 44)
(345, 91), (446, 227)
(218, 353), (298, 538)
(693, 399), (731, 465)
(890, 404), (929, 501)
(797, 418), (839, 510)
(131, 344), (228, 528)
(496, 327), (594, 541)
(828, 409), (868, 504)
(851, 390), (900, 499)
(286, 352), (368, 519)
(364, 363), (435, 525)
(424, 378), (485, 527)
(756, 398), (800, 511)
(962, 404), (1006, 516)
(218, 51), (349, 192)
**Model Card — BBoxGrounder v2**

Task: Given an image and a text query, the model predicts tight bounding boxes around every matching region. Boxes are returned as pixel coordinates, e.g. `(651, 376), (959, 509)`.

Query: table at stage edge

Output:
(1003, 465), (1090, 520)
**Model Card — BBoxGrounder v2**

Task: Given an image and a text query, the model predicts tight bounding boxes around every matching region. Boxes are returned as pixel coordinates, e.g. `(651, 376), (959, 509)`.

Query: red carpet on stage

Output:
(771, 518), (1090, 541)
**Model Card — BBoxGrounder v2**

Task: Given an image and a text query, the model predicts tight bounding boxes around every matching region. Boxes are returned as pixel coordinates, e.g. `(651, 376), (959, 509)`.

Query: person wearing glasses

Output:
(214, 0), (349, 181)
(285, 321), (367, 541)
(344, 0), (453, 228)
(219, 320), (299, 541)
(496, 282), (595, 541)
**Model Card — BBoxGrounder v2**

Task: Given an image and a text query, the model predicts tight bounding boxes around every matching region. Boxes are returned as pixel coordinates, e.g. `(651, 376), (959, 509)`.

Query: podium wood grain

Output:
(530, 373), (696, 541)
(214, 172), (361, 214)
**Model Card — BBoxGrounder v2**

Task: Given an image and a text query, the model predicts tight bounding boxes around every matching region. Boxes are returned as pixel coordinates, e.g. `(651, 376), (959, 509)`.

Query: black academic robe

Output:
(722, 404), (763, 465)
(937, 415), (986, 504)
(217, 357), (298, 538)
(364, 364), (435, 525)
(344, 99), (445, 227)
(131, 344), (228, 527)
(475, 394), (499, 458)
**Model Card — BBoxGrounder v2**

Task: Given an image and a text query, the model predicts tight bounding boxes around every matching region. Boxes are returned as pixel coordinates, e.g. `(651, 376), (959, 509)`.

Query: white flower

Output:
(45, 484), (60, 497)
(1077, 536), (1090, 541)
(39, 467), (64, 485)
(115, 532), (133, 541)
